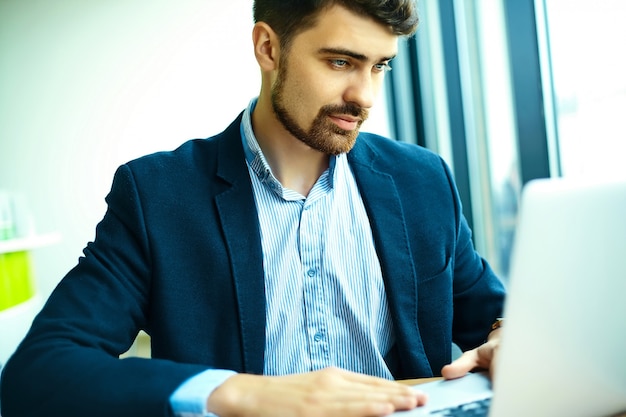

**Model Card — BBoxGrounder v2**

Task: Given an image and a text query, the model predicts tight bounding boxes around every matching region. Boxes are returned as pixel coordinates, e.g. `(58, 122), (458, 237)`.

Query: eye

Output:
(373, 62), (392, 73)
(329, 59), (350, 69)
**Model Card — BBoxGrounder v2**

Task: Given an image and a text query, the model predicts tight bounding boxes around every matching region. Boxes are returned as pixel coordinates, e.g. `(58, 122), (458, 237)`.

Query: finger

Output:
(441, 349), (479, 380)
(339, 369), (428, 406)
(319, 387), (426, 415)
(331, 396), (416, 417)
(311, 368), (428, 410)
(340, 387), (427, 409)
(327, 368), (414, 394)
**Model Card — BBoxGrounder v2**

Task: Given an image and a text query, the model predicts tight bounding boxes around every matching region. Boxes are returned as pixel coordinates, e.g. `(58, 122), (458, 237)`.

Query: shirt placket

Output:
(299, 196), (330, 370)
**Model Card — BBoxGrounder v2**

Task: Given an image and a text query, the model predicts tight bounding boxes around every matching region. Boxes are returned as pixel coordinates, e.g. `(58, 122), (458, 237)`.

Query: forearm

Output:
(1, 285), (207, 417)
(1, 340), (208, 417)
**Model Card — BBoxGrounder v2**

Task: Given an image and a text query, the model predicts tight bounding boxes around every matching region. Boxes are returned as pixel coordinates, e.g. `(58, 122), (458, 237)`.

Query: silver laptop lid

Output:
(490, 178), (626, 417)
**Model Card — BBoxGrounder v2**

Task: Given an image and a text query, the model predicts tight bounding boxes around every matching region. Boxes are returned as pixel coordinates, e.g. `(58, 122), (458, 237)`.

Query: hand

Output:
(441, 328), (502, 381)
(206, 366), (428, 417)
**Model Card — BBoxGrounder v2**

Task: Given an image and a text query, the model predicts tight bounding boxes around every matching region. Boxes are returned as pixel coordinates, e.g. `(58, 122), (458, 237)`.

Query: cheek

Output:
(293, 63), (343, 103)
(287, 78), (328, 121)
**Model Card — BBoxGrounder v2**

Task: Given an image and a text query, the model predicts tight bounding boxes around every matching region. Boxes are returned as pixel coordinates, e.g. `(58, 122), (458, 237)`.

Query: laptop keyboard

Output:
(429, 398), (491, 416)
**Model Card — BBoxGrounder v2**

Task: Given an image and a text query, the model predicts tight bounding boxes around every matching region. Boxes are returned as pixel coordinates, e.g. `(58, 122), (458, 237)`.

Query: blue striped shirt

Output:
(242, 99), (395, 377)
(171, 98), (395, 415)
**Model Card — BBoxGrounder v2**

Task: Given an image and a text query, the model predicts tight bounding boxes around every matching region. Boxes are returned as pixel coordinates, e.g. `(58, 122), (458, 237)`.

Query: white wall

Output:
(0, 0), (391, 298)
(0, 0), (261, 297)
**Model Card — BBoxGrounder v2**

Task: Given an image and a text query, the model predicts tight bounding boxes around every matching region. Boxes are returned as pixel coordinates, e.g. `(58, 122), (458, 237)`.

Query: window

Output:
(541, 0), (626, 179)
(394, 0), (522, 279)
(378, 0), (626, 280)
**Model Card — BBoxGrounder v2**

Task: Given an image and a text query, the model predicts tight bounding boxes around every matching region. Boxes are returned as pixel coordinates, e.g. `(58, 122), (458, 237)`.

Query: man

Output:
(0, 1), (505, 416)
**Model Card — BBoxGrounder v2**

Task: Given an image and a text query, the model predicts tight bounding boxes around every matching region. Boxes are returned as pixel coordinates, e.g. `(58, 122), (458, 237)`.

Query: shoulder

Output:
(126, 138), (216, 174)
(351, 132), (451, 179)
(350, 132), (461, 213)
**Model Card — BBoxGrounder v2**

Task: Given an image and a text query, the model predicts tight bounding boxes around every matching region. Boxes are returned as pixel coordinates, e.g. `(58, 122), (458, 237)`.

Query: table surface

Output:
(399, 377), (441, 386)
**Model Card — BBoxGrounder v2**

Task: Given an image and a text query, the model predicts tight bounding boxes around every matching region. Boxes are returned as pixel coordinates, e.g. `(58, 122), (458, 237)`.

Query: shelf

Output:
(0, 233), (62, 254)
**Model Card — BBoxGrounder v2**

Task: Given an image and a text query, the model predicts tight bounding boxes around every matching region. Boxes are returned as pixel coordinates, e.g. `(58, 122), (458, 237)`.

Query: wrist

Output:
(488, 318), (504, 341)
(206, 373), (256, 417)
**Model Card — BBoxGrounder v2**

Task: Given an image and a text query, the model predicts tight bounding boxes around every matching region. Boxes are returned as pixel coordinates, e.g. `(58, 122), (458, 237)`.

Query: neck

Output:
(251, 95), (329, 197)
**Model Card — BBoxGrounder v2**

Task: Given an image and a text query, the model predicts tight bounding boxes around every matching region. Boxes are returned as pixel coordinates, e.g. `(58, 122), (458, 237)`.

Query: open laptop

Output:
(394, 177), (626, 416)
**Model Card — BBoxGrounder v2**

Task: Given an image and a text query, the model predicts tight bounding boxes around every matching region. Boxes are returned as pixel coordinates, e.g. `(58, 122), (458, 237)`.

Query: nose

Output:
(343, 70), (378, 109)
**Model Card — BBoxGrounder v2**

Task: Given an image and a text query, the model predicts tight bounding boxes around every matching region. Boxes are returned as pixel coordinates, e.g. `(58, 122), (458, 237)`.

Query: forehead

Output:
(291, 4), (398, 59)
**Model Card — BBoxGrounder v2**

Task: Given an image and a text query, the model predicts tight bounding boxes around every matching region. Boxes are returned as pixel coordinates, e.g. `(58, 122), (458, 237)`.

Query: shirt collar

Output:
(240, 98), (339, 198)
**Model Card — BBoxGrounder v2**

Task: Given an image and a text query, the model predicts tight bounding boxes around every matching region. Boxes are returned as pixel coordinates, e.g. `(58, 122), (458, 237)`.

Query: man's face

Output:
(270, 5), (398, 155)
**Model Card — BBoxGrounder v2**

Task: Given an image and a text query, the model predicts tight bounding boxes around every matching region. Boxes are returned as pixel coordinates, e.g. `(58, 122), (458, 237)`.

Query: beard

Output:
(270, 64), (369, 155)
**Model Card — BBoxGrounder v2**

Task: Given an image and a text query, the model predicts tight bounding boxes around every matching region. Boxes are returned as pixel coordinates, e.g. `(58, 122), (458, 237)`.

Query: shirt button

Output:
(314, 333), (323, 342)
(307, 269), (316, 277)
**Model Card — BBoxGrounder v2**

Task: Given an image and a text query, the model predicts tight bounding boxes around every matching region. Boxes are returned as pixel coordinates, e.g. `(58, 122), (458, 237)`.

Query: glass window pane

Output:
(544, 0), (626, 179)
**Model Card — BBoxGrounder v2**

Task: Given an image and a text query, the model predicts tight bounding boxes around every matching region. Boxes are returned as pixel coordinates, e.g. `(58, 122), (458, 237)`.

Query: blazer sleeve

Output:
(442, 161), (506, 351)
(0, 164), (210, 417)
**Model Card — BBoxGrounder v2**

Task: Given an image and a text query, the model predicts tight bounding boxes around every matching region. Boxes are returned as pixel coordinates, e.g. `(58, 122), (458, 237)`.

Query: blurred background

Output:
(1, 0), (625, 363)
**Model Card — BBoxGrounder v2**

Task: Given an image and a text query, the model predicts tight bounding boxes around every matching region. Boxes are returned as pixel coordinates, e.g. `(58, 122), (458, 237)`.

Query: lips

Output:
(328, 115), (360, 131)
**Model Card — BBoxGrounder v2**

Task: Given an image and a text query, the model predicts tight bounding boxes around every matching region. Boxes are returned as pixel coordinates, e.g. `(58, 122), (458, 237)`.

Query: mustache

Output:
(320, 103), (369, 121)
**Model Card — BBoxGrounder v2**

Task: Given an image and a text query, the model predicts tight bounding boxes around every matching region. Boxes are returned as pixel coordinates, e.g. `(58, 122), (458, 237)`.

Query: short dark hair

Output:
(253, 0), (419, 50)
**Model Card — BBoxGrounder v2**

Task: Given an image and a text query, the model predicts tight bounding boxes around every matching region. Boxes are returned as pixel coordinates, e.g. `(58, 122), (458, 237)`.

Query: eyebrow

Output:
(318, 47), (396, 63)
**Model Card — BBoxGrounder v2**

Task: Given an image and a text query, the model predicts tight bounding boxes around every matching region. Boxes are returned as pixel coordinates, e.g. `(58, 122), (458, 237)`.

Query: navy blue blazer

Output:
(1, 113), (505, 417)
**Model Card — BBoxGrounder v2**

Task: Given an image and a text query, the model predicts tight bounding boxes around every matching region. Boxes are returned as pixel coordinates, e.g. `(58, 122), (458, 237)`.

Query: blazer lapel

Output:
(213, 115), (266, 374)
(348, 137), (430, 377)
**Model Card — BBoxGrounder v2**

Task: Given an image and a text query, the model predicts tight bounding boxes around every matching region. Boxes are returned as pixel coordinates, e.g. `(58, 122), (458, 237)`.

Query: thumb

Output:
(441, 348), (479, 380)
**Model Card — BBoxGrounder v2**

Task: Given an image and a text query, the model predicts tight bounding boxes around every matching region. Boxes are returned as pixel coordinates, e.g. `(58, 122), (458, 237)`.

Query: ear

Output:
(252, 22), (280, 71)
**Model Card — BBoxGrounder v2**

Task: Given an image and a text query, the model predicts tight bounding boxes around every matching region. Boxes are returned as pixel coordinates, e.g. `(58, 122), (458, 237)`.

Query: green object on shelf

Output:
(0, 250), (35, 311)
